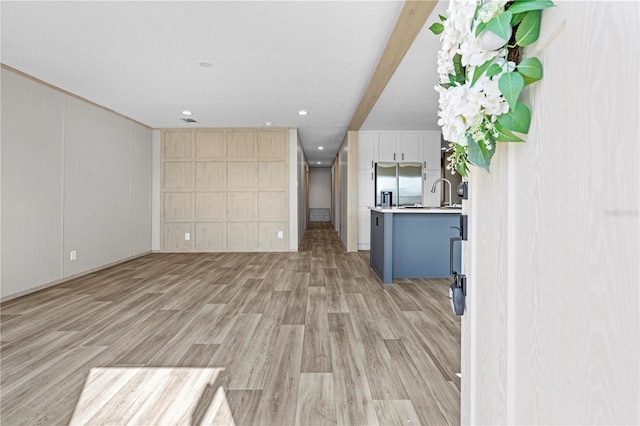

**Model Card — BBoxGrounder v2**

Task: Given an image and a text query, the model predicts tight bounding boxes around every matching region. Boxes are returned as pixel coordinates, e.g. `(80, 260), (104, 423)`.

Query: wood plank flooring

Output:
(0, 223), (460, 425)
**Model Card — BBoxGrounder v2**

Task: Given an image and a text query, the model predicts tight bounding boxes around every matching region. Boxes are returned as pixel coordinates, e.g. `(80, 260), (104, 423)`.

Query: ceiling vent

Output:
(181, 117), (197, 123)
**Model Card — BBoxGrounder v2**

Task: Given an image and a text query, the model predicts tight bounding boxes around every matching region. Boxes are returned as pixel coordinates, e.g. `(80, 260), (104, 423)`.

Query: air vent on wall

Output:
(181, 117), (197, 123)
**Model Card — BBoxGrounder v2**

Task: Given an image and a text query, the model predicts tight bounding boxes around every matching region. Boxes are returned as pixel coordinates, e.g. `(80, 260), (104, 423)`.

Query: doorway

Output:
(308, 167), (332, 223)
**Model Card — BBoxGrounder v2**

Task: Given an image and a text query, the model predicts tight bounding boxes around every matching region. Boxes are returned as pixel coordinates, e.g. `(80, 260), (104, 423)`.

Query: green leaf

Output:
(494, 122), (525, 142)
(439, 14), (447, 22)
(507, 0), (555, 15)
(475, 21), (488, 37)
(484, 11), (513, 41)
(456, 163), (469, 177)
(470, 60), (493, 87)
(471, 61), (506, 86)
(516, 10), (542, 46)
(466, 135), (495, 172)
(517, 57), (543, 85)
(429, 22), (444, 35)
(472, 3), (482, 28)
(511, 12), (526, 26)
(451, 144), (470, 177)
(497, 102), (531, 134)
(498, 71), (525, 110)
(486, 63), (503, 78)
(453, 53), (465, 83)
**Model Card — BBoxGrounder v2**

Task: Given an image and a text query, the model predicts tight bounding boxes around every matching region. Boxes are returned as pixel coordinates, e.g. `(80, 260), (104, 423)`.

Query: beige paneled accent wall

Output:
(161, 128), (289, 252)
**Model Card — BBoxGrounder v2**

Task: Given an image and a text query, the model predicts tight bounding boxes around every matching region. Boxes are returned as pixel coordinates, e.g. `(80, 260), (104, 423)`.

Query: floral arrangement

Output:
(430, 0), (554, 176)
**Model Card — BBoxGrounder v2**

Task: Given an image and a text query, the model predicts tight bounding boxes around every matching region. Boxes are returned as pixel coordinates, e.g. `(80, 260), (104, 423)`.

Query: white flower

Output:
(476, 0), (509, 23)
(474, 75), (510, 117)
(459, 33), (500, 67)
(436, 0), (477, 82)
(434, 0), (512, 152)
(437, 48), (457, 82)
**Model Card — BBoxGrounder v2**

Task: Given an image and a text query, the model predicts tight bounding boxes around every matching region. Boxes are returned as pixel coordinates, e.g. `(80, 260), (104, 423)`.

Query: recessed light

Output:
(298, 110), (308, 116)
(317, 161), (321, 165)
(198, 61), (213, 68)
(182, 110), (192, 115)
(318, 146), (324, 150)
(265, 121), (272, 126)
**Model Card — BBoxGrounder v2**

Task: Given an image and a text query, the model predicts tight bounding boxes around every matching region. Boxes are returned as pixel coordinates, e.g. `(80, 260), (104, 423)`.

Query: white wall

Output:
(151, 130), (161, 251)
(339, 136), (349, 246)
(0, 68), (153, 300)
(63, 97), (132, 276)
(335, 131), (358, 251)
(289, 128), (307, 251)
(462, 2), (639, 424)
(131, 124), (153, 255)
(1, 69), (65, 296)
(308, 168), (331, 209)
(332, 162), (339, 232)
(331, 165), (336, 227)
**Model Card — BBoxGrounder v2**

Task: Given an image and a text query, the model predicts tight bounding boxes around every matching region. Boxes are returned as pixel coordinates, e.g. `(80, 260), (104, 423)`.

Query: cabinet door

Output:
(378, 134), (398, 162)
(358, 132), (377, 169)
(423, 169), (442, 207)
(358, 206), (371, 248)
(400, 133), (423, 162)
(423, 130), (442, 171)
(358, 169), (375, 207)
(370, 211), (384, 274)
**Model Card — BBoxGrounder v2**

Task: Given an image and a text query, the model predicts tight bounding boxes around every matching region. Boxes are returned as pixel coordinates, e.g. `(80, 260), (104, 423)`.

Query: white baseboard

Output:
(0, 251), (152, 303)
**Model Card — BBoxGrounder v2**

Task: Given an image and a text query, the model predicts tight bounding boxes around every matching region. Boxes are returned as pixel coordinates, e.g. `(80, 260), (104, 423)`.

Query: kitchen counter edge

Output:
(368, 206), (462, 214)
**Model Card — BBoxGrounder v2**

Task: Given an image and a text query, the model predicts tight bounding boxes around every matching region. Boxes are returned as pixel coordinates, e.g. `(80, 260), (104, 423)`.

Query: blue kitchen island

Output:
(369, 207), (462, 284)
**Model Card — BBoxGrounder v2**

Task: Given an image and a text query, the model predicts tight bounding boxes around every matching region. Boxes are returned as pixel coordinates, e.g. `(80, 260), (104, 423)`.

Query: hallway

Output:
(0, 222), (460, 425)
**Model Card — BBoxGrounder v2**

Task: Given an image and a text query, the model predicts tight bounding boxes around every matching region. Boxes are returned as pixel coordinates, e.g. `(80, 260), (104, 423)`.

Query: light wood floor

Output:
(0, 223), (460, 425)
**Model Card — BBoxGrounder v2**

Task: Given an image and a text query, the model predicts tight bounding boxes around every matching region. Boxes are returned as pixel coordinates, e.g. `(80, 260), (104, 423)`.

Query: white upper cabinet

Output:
(359, 130), (442, 169)
(400, 133), (423, 163)
(376, 132), (424, 163)
(358, 132), (377, 170)
(377, 133), (398, 162)
(423, 130), (442, 171)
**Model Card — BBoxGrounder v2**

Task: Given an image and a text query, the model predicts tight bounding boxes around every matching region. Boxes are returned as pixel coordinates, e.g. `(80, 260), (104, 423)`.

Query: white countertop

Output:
(369, 206), (462, 214)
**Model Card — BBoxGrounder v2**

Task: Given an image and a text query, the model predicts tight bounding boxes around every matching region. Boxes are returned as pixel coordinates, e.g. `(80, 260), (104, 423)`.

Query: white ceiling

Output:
(1, 0), (446, 166)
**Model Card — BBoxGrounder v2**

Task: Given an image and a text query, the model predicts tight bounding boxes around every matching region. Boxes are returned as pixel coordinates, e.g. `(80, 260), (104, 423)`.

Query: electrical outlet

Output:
(70, 250), (77, 261)
(185, 232), (190, 241)
(277, 231), (283, 239)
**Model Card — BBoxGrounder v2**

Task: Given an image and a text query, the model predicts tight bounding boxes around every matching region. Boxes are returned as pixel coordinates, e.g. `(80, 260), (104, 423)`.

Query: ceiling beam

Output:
(347, 0), (437, 131)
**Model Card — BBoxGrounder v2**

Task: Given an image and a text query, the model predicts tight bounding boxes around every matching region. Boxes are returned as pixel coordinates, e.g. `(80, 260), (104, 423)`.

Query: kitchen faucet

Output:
(431, 178), (453, 207)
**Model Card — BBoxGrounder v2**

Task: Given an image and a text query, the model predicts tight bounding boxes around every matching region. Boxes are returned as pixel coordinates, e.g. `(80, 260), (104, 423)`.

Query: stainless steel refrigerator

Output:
(374, 162), (423, 207)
